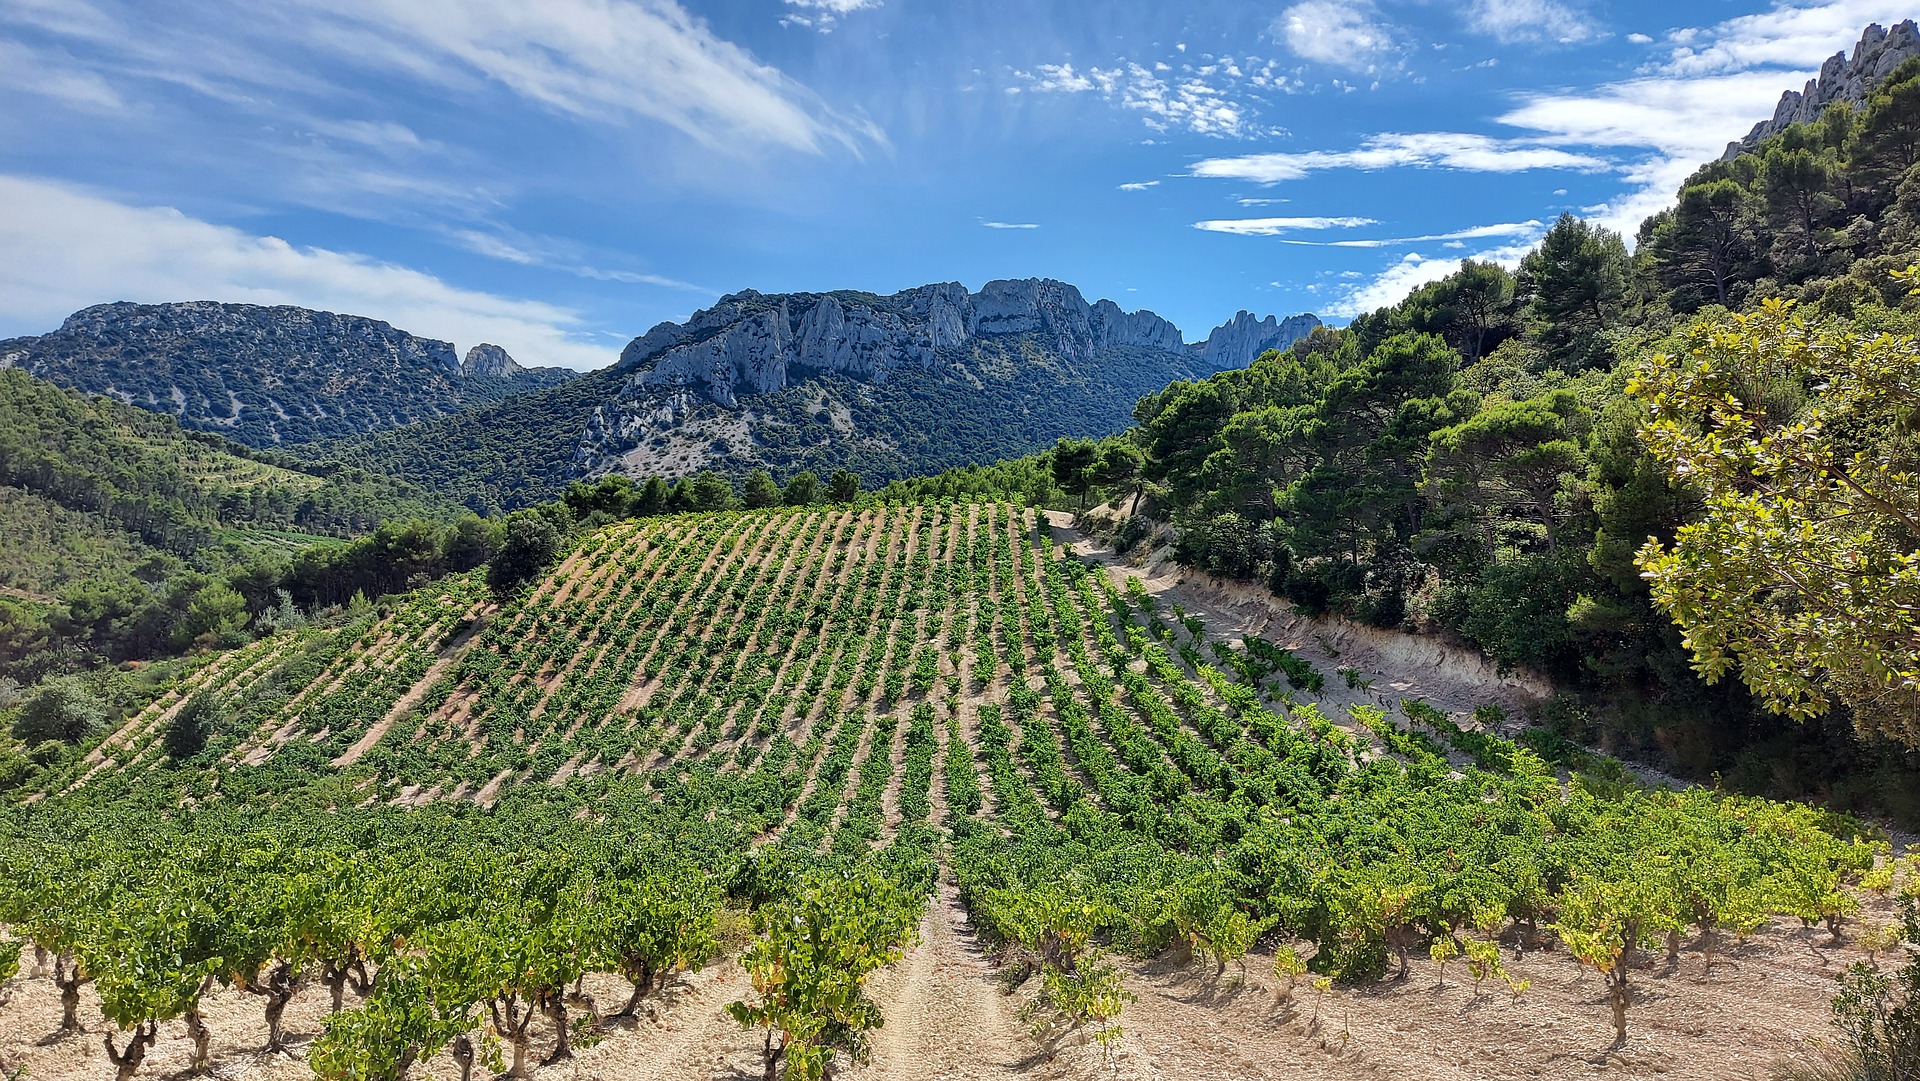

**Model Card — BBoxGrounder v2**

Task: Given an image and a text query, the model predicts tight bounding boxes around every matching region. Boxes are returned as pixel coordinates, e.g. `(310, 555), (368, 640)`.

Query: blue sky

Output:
(0, 0), (1907, 369)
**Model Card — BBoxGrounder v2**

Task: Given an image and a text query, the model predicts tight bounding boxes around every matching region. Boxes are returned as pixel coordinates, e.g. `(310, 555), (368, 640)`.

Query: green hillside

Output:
(0, 369), (467, 681)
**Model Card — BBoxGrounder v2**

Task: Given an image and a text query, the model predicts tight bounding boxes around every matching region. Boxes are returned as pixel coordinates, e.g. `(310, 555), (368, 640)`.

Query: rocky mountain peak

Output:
(614, 277), (1204, 409)
(462, 343), (524, 379)
(1191, 310), (1322, 369)
(0, 300), (571, 446)
(1723, 20), (1920, 158)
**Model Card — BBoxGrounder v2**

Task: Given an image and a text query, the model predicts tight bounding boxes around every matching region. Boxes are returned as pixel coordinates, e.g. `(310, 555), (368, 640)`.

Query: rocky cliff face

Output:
(462, 343), (527, 379)
(574, 278), (1318, 483)
(615, 279), (1206, 408)
(0, 302), (573, 447)
(612, 278), (1314, 410)
(1723, 20), (1920, 158)
(1191, 310), (1321, 368)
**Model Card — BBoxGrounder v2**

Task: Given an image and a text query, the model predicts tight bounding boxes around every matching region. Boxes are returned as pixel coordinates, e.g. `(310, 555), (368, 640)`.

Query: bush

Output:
(1782, 898), (1920, 1080)
(486, 510), (562, 593)
(12, 675), (107, 745)
(164, 693), (221, 761)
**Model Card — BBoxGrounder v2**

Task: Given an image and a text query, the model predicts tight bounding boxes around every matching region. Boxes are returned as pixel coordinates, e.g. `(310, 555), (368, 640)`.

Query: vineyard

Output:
(0, 503), (1913, 1080)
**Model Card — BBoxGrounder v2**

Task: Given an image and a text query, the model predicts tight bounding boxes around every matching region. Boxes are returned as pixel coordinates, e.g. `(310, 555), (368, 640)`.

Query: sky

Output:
(0, 0), (1910, 370)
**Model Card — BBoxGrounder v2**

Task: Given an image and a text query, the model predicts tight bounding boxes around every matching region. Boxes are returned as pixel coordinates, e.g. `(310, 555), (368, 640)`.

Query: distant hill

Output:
(323, 279), (1319, 510)
(0, 301), (575, 447)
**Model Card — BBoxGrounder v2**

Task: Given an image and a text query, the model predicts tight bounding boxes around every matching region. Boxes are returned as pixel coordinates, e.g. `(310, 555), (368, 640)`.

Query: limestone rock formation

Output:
(575, 278), (1318, 482)
(462, 343), (526, 379)
(613, 279), (1210, 409)
(1723, 21), (1920, 158)
(1190, 311), (1322, 369)
(0, 301), (573, 446)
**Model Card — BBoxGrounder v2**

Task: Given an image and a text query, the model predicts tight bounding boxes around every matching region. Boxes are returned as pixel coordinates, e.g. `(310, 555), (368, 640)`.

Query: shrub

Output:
(12, 675), (107, 745)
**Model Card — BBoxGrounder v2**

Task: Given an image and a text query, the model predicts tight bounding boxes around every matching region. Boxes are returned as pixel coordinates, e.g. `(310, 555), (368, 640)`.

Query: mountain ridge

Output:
(575, 277), (1318, 482)
(0, 301), (575, 447)
(1722, 19), (1920, 158)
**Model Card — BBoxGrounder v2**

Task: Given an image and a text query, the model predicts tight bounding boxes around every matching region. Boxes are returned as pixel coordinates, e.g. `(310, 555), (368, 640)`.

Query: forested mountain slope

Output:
(0, 302), (574, 447)
(320, 280), (1319, 510)
(0, 368), (467, 682)
(1045, 52), (1920, 821)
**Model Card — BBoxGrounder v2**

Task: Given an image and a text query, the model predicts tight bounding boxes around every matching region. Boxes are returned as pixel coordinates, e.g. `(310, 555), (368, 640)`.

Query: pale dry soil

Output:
(0, 902), (1884, 1081)
(0, 512), (1890, 1079)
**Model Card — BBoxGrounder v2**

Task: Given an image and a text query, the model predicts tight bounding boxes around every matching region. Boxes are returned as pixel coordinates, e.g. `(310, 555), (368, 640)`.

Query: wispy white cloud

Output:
(1191, 132), (1610, 183)
(314, 0), (882, 155)
(0, 174), (618, 370)
(1500, 3), (1877, 238)
(2, 0), (881, 158)
(446, 228), (711, 293)
(1652, 0), (1898, 76)
(1193, 216), (1379, 235)
(1275, 1), (1401, 73)
(1011, 54), (1295, 139)
(1463, 0), (1597, 45)
(0, 39), (122, 110)
(1118, 180), (1161, 191)
(780, 0), (882, 33)
(1278, 220), (1545, 247)
(979, 219), (1040, 230)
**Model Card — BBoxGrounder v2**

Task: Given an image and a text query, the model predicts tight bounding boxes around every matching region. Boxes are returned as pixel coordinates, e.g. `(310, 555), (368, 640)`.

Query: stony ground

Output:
(1, 512), (1891, 1080)
(0, 886), (1884, 1081)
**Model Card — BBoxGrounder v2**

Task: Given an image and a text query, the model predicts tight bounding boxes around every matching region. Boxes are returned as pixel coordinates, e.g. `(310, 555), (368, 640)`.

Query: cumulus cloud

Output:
(1190, 132), (1610, 183)
(1322, 241), (1537, 317)
(1275, 1), (1401, 72)
(0, 174), (618, 370)
(1192, 216), (1378, 235)
(1118, 180), (1161, 190)
(1463, 0), (1596, 45)
(1653, 0), (1900, 76)
(1011, 54), (1296, 138)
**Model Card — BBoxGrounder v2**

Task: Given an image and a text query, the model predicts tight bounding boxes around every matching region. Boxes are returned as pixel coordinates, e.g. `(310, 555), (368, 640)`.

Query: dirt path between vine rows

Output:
(857, 884), (1035, 1080)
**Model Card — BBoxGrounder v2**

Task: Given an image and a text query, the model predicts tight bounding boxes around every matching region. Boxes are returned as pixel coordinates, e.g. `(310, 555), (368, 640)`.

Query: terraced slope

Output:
(6, 505), (1908, 1081)
(59, 504), (1239, 820)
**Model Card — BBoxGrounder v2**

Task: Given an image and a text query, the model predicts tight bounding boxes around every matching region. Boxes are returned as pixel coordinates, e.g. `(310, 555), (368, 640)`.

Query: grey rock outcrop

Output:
(615, 278), (1214, 409)
(1723, 21), (1920, 159)
(1190, 311), (1321, 369)
(0, 301), (573, 446)
(462, 343), (525, 379)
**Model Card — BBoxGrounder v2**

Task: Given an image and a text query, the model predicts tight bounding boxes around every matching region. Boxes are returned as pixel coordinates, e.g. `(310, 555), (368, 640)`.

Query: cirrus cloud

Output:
(1190, 132), (1611, 183)
(1193, 216), (1378, 235)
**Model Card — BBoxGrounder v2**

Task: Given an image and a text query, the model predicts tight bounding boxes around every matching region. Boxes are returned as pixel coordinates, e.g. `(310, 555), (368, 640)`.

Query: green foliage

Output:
(164, 693), (221, 761)
(727, 872), (921, 1080)
(13, 674), (107, 744)
(1631, 296), (1920, 745)
(486, 510), (564, 594)
(783, 471), (820, 507)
